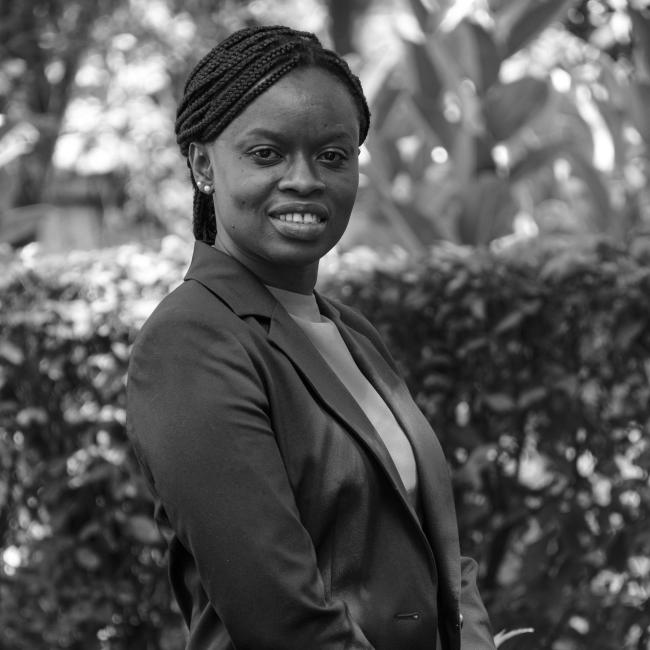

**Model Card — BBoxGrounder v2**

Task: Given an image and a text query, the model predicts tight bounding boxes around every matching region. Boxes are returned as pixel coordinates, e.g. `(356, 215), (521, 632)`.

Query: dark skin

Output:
(188, 66), (361, 294)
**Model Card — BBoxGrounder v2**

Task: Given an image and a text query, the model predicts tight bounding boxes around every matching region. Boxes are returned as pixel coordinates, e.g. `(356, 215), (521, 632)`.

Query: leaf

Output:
(494, 627), (535, 647)
(520, 299), (543, 316)
(441, 21), (483, 92)
(0, 340), (24, 365)
(74, 547), (101, 571)
(628, 81), (650, 145)
(426, 18), (501, 95)
(468, 20), (502, 93)
(539, 251), (588, 281)
(495, 0), (576, 58)
(554, 373), (579, 396)
(368, 73), (403, 132)
(408, 0), (452, 32)
(409, 40), (444, 103)
(457, 173), (518, 245)
(408, 0), (432, 30)
(422, 373), (454, 390)
(468, 295), (486, 320)
(125, 514), (162, 545)
(458, 336), (488, 357)
(518, 387), (548, 410)
(404, 41), (451, 146)
(630, 9), (650, 83)
(15, 407), (48, 427)
(69, 462), (113, 489)
(484, 77), (550, 142)
(404, 286), (431, 310)
(424, 34), (486, 146)
(509, 141), (565, 181)
(445, 270), (470, 295)
(615, 320), (645, 350)
(510, 139), (611, 234)
(454, 443), (498, 489)
(493, 309), (525, 334)
(563, 150), (611, 233)
(483, 392), (517, 413)
(593, 98), (627, 169)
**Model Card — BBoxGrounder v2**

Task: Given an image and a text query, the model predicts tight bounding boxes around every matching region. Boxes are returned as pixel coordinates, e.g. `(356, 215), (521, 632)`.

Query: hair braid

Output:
(175, 25), (371, 243)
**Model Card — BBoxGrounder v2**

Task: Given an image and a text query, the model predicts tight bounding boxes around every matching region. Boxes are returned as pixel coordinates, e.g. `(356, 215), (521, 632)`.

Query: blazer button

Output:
(458, 613), (464, 629)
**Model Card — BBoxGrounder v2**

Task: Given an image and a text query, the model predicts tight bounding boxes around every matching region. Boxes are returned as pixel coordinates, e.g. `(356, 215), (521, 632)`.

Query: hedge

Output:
(0, 235), (648, 650)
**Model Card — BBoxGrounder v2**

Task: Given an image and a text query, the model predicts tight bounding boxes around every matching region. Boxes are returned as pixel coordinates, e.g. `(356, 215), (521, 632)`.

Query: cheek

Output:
(333, 175), (359, 208)
(221, 180), (256, 211)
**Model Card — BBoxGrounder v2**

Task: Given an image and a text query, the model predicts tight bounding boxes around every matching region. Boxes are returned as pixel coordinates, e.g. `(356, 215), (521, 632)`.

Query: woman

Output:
(127, 25), (497, 650)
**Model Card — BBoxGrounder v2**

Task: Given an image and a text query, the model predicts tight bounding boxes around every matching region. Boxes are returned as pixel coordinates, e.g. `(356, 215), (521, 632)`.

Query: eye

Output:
(249, 147), (281, 163)
(319, 149), (346, 164)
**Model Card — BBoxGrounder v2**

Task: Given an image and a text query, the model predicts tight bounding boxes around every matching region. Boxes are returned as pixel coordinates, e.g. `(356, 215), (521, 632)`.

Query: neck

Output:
(263, 272), (317, 295)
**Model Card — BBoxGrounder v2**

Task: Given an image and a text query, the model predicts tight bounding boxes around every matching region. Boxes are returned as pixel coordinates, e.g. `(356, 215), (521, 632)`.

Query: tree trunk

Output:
(1, 1), (114, 208)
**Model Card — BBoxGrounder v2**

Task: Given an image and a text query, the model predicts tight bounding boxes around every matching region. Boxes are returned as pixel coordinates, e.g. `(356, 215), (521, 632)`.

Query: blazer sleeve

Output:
(460, 557), (497, 649)
(127, 306), (374, 650)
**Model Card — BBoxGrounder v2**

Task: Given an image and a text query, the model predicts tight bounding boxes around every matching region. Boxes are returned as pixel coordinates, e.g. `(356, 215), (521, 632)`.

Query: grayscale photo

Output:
(1, 1), (649, 649)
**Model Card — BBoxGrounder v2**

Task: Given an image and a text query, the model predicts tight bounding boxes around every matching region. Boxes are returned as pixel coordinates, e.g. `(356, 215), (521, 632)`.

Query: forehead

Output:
(221, 67), (360, 142)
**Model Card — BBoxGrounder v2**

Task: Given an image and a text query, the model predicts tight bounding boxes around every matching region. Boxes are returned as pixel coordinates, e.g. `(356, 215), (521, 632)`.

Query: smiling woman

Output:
(126, 25), (496, 650)
(187, 67), (360, 292)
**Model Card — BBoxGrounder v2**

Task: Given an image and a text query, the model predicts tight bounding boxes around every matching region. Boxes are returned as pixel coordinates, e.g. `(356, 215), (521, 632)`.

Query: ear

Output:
(188, 143), (213, 186)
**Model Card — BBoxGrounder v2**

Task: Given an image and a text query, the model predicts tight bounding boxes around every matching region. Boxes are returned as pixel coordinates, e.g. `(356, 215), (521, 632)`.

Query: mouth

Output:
(268, 205), (329, 241)
(273, 212), (325, 225)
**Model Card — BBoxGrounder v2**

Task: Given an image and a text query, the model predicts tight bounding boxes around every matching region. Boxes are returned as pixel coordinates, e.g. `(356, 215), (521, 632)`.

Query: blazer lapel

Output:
(322, 300), (462, 604)
(184, 243), (414, 516)
(266, 305), (411, 504)
(268, 305), (445, 585)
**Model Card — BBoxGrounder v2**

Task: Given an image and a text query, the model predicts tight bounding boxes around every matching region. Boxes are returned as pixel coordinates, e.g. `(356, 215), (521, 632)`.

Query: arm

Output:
(460, 557), (497, 649)
(127, 307), (374, 650)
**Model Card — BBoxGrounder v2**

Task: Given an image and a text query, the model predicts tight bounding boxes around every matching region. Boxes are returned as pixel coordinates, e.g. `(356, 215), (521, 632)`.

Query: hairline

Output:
(194, 61), (367, 148)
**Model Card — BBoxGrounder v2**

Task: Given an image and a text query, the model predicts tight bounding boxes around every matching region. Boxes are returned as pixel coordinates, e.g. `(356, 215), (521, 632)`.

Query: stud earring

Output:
(202, 184), (212, 194)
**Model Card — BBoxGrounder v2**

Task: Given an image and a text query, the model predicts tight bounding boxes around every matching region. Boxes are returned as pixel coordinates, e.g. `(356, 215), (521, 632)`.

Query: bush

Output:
(0, 240), (189, 650)
(1, 235), (649, 649)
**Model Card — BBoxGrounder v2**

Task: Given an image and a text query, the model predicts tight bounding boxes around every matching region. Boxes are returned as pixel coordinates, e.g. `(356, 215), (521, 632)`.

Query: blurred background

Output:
(1, 1), (650, 649)
(2, 0), (650, 255)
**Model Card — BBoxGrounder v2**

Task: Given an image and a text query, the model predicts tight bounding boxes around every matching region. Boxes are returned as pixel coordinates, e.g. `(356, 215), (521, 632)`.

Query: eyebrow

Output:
(239, 127), (357, 145)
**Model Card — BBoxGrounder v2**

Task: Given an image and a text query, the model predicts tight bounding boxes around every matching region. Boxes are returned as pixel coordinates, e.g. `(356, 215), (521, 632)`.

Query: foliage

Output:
(359, 0), (650, 247)
(1, 235), (649, 649)
(0, 239), (190, 649)
(324, 235), (650, 649)
(0, 0), (123, 209)
(0, 0), (326, 242)
(4, 0), (650, 249)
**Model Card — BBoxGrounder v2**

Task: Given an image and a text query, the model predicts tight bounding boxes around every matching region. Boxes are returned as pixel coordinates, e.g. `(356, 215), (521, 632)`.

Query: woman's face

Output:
(190, 67), (361, 293)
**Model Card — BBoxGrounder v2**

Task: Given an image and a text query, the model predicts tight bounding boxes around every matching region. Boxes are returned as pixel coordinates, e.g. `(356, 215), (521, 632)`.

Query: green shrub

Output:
(1, 235), (648, 649)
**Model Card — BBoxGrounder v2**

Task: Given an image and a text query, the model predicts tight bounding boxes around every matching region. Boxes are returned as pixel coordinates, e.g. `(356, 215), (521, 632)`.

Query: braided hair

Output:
(175, 25), (371, 244)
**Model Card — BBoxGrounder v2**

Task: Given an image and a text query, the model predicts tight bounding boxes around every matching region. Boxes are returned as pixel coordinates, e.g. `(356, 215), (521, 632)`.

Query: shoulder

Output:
(136, 278), (246, 340)
(145, 278), (236, 326)
(130, 279), (266, 373)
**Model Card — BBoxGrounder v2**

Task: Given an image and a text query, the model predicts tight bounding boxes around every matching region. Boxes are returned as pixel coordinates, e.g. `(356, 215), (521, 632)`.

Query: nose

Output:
(277, 155), (325, 195)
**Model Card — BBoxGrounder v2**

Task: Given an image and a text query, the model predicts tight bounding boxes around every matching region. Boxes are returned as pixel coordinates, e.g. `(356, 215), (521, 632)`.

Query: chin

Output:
(270, 241), (337, 267)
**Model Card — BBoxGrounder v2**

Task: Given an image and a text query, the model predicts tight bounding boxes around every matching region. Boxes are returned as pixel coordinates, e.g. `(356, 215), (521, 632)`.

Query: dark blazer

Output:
(127, 242), (496, 650)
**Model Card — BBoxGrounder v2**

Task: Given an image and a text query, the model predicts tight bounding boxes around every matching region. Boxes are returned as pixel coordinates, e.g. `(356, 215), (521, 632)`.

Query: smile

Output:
(269, 209), (329, 242)
(274, 212), (324, 224)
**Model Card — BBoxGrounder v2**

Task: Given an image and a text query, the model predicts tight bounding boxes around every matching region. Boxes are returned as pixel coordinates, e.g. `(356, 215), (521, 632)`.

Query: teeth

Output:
(276, 212), (320, 224)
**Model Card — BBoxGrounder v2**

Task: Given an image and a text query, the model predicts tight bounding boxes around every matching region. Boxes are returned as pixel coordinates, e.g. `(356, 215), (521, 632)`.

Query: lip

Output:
(268, 203), (329, 221)
(268, 202), (329, 242)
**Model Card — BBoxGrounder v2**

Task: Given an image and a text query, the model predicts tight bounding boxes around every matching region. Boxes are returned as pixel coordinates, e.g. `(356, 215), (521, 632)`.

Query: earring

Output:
(202, 184), (212, 194)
